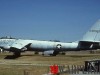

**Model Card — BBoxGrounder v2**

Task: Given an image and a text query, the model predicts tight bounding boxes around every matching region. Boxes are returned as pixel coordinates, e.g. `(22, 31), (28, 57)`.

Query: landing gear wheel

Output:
(53, 51), (59, 56)
(14, 52), (21, 57)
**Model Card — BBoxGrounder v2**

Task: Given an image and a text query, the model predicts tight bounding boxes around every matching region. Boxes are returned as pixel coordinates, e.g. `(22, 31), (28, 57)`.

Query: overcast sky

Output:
(0, 0), (100, 42)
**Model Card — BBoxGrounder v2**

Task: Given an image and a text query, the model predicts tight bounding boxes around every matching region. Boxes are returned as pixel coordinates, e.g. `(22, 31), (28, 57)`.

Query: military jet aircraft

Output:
(0, 20), (100, 57)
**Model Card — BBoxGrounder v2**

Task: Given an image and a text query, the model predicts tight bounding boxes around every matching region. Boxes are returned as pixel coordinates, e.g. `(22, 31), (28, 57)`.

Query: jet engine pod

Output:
(43, 50), (59, 56)
(3, 46), (10, 50)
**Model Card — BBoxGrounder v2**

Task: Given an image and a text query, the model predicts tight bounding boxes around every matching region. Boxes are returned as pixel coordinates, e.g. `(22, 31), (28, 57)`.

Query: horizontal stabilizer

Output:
(79, 41), (100, 49)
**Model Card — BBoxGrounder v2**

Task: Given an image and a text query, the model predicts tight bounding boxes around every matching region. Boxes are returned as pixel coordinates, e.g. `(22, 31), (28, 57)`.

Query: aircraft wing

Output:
(10, 39), (32, 50)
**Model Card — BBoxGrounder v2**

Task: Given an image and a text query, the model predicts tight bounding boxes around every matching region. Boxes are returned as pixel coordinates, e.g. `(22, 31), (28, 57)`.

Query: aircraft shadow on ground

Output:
(4, 54), (36, 59)
(4, 55), (20, 59)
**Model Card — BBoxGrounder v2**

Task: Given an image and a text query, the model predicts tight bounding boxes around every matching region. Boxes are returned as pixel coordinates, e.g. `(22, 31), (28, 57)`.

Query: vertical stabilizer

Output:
(81, 19), (100, 42)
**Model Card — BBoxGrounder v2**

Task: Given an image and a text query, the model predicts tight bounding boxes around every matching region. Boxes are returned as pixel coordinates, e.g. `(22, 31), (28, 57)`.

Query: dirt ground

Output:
(0, 50), (100, 75)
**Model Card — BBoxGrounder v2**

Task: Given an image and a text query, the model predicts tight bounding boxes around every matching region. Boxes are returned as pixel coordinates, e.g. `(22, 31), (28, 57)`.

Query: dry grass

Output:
(0, 50), (100, 75)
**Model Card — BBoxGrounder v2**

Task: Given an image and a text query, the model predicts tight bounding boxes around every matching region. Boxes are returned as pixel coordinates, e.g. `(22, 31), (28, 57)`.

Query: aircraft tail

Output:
(81, 19), (100, 42)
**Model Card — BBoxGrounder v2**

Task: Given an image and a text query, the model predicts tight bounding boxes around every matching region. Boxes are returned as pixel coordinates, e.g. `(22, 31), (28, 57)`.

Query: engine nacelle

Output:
(43, 50), (59, 56)
(3, 46), (10, 50)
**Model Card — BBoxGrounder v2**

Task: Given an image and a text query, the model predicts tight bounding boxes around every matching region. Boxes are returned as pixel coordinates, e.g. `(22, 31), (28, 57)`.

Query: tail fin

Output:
(81, 19), (100, 42)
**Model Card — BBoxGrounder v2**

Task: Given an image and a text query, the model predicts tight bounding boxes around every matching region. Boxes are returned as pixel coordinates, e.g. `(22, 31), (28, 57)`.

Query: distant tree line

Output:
(49, 40), (60, 42)
(0, 36), (15, 39)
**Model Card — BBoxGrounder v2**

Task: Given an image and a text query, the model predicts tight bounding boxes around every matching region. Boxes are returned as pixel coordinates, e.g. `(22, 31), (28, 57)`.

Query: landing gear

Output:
(13, 52), (21, 57)
(4, 52), (21, 59)
(34, 51), (39, 55)
(53, 51), (59, 56)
